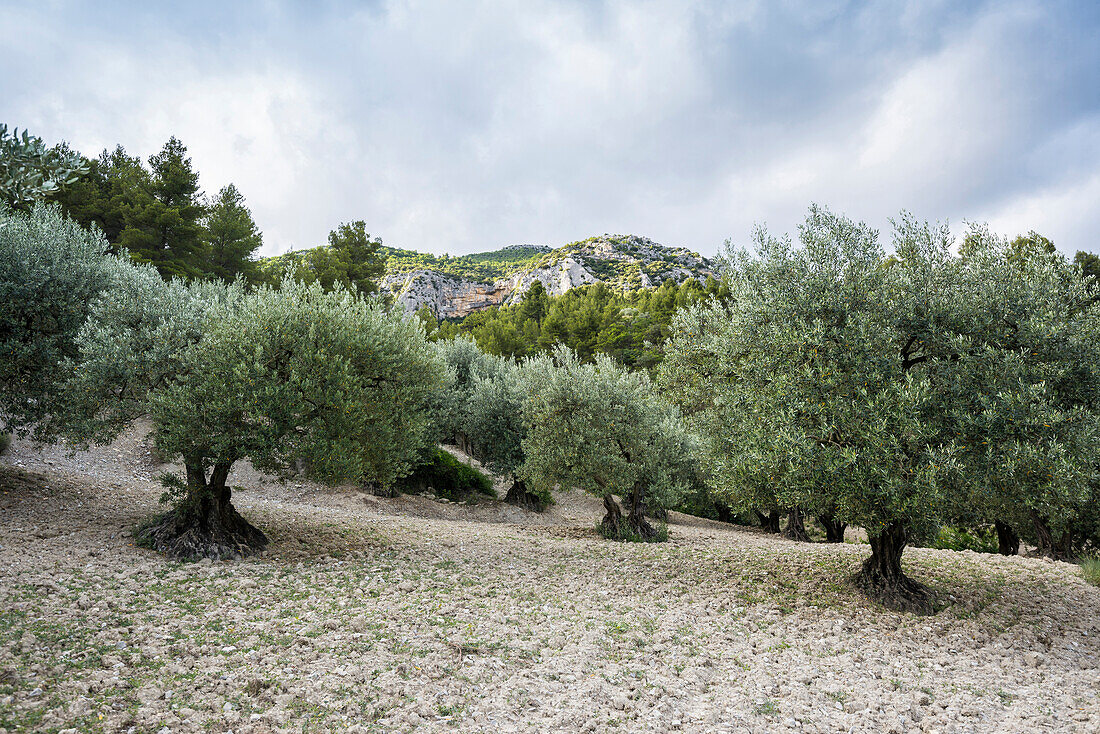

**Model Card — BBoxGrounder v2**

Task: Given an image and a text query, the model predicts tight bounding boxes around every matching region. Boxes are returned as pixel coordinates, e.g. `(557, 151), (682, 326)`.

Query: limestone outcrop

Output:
(383, 234), (715, 317)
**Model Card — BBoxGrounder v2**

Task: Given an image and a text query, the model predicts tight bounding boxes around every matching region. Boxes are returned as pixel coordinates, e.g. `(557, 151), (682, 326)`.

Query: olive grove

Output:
(660, 206), (1100, 611)
(2, 203), (448, 559)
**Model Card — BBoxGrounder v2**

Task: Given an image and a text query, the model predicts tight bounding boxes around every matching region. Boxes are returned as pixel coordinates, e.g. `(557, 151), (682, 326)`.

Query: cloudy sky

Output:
(3, 0), (1098, 256)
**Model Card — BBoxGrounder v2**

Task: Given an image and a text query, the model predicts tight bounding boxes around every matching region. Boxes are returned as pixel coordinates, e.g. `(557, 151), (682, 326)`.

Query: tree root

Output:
(136, 502), (267, 561)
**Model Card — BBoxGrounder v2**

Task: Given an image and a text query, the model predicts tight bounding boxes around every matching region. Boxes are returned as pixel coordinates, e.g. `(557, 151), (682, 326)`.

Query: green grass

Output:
(1080, 556), (1100, 586)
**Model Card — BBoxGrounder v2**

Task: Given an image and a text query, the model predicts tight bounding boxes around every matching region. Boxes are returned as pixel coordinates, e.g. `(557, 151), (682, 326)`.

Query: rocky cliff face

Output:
(384, 234), (715, 317)
(381, 270), (511, 319)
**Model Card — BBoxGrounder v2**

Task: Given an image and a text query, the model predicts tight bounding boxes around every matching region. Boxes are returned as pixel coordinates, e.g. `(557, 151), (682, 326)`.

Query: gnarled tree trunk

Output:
(599, 486), (660, 541)
(755, 509), (781, 533)
(856, 522), (934, 614)
(714, 503), (734, 524)
(1030, 512), (1073, 560)
(601, 494), (624, 533)
(818, 512), (847, 543)
(504, 477), (546, 512)
(625, 481), (658, 539)
(137, 457), (268, 561)
(994, 520), (1019, 556)
(783, 508), (811, 542)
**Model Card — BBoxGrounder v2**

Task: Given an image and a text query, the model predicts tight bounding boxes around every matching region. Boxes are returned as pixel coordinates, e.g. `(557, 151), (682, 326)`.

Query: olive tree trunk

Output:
(137, 458), (268, 561)
(818, 513), (847, 543)
(994, 520), (1019, 556)
(599, 485), (659, 541)
(783, 508), (811, 542)
(1030, 512), (1073, 560)
(626, 481), (657, 539)
(504, 477), (546, 512)
(856, 522), (934, 614)
(755, 509), (782, 533)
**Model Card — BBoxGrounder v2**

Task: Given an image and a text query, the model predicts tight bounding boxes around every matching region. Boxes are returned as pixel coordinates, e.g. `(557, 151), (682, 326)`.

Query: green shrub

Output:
(1080, 557), (1100, 587)
(0, 431), (10, 455)
(930, 525), (999, 554)
(398, 448), (495, 502)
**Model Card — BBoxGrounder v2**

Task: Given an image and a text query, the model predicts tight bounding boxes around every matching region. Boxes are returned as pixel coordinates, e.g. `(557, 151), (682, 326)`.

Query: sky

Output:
(2, 0), (1098, 257)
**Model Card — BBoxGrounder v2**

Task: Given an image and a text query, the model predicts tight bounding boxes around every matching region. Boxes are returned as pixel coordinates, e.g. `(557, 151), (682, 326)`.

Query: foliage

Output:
(56, 267), (240, 445)
(0, 205), (126, 436)
(379, 244), (546, 283)
(48, 137), (269, 283)
(50, 139), (208, 278)
(49, 268), (446, 558)
(430, 337), (504, 446)
(660, 205), (1100, 609)
(519, 347), (697, 538)
(255, 221), (388, 295)
(661, 207), (943, 540)
(928, 525), (999, 554)
(464, 361), (526, 478)
(203, 184), (263, 283)
(148, 279), (447, 490)
(1076, 251), (1100, 286)
(939, 225), (1100, 558)
(0, 124), (89, 208)
(0, 432), (9, 455)
(126, 137), (207, 278)
(396, 448), (495, 502)
(431, 277), (728, 370)
(463, 358), (554, 510)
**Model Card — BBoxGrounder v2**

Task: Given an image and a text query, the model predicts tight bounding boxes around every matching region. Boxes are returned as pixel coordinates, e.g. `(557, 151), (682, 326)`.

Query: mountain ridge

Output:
(381, 234), (716, 318)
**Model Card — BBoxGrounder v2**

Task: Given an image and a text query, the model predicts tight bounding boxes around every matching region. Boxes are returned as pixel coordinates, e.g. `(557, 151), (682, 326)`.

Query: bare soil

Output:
(1, 424), (1099, 733)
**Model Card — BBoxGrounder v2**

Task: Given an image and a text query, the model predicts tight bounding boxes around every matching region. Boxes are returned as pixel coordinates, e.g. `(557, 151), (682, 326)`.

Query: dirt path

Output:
(1, 427), (1099, 733)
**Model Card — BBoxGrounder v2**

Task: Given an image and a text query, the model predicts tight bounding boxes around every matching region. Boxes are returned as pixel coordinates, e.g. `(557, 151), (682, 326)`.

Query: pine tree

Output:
(327, 220), (386, 295)
(203, 184), (263, 283)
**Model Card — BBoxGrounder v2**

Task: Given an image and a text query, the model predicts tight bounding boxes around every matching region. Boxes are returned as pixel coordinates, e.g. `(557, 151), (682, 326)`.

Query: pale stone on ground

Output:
(1, 425), (1098, 733)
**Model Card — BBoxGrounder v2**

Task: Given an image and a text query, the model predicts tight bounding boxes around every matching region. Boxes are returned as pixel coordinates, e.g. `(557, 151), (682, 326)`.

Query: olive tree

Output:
(519, 347), (695, 539)
(0, 204), (124, 436)
(940, 226), (1100, 559)
(661, 206), (1100, 610)
(1, 125), (89, 208)
(66, 277), (446, 559)
(431, 336), (502, 453)
(463, 359), (551, 511)
(55, 262), (238, 444)
(661, 207), (958, 611)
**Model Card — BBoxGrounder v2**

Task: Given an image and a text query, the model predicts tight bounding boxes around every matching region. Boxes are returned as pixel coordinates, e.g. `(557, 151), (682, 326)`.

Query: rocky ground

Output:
(1, 426), (1099, 733)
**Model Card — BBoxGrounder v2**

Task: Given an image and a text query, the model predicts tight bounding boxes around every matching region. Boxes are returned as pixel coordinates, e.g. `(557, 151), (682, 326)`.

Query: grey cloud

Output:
(1, 0), (1096, 255)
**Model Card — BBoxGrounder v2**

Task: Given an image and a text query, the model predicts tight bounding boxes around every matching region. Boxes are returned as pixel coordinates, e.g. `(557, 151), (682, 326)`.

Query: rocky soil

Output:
(1, 427), (1099, 733)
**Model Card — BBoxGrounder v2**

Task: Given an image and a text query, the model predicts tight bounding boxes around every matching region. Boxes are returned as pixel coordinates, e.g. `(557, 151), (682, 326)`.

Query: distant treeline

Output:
(42, 136), (385, 294)
(422, 276), (731, 370)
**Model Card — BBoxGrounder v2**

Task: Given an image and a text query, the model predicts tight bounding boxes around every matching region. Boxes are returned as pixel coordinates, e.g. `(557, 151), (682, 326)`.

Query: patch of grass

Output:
(1080, 556), (1100, 587)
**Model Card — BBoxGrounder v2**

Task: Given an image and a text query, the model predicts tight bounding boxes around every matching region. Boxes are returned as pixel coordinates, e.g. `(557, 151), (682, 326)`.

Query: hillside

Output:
(382, 234), (716, 318)
(3, 428), (1099, 732)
